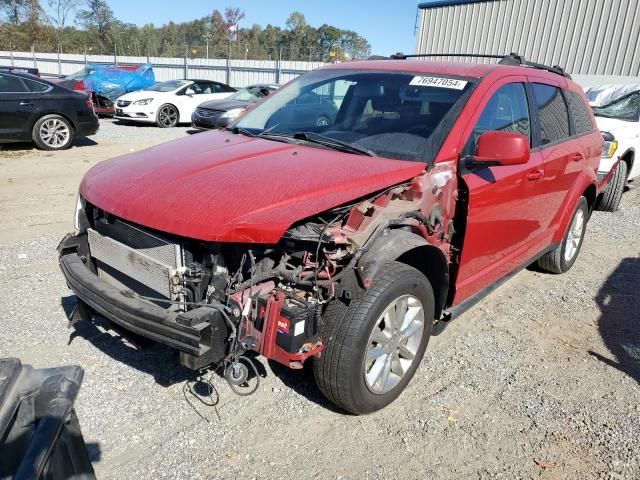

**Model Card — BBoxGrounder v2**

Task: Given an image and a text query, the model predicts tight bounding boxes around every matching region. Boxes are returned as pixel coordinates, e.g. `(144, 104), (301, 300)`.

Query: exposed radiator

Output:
(87, 222), (184, 305)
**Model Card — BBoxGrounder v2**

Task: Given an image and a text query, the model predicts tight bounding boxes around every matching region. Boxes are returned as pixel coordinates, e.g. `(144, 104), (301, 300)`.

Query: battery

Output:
(255, 297), (316, 354)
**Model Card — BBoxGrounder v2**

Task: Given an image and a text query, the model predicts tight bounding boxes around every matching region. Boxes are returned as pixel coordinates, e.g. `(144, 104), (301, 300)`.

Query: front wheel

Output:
(313, 261), (434, 414)
(596, 161), (627, 212)
(537, 196), (588, 274)
(156, 104), (179, 128)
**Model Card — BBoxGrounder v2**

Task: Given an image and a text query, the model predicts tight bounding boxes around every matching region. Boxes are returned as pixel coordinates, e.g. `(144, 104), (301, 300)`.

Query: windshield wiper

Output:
(289, 131), (376, 156)
(227, 126), (256, 137)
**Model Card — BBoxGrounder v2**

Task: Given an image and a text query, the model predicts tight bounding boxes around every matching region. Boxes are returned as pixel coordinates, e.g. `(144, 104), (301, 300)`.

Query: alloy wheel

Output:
(364, 294), (425, 395)
(39, 118), (70, 149)
(316, 116), (330, 127)
(159, 105), (178, 127)
(564, 208), (585, 262)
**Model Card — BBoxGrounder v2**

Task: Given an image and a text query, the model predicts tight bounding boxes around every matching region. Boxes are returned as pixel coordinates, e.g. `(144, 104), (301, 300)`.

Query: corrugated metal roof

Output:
(415, 0), (640, 76)
(418, 0), (496, 9)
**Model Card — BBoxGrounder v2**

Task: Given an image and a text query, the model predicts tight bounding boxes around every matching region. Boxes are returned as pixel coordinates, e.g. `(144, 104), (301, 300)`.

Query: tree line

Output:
(0, 0), (372, 61)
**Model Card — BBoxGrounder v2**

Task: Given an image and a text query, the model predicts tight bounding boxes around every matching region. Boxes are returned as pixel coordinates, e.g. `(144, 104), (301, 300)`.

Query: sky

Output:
(101, 0), (422, 56)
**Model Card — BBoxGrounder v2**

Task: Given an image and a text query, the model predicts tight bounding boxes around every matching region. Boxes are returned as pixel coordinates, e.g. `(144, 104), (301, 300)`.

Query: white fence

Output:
(0, 50), (326, 87)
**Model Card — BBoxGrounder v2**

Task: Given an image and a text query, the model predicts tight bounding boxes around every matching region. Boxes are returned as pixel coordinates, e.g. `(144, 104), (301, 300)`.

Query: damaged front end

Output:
(58, 164), (457, 373)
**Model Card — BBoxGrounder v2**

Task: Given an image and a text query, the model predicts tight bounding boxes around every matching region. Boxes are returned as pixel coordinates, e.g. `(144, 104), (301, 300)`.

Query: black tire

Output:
(32, 114), (74, 150)
(313, 261), (434, 414)
(315, 115), (331, 127)
(537, 197), (588, 274)
(596, 161), (627, 212)
(156, 104), (179, 128)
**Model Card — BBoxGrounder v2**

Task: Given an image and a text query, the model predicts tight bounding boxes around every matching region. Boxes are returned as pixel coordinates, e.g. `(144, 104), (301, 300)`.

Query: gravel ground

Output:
(1, 124), (639, 479)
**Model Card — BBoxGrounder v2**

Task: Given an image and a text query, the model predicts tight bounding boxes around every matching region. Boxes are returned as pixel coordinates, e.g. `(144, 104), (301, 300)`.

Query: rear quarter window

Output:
(532, 83), (570, 145)
(567, 91), (594, 135)
(23, 78), (49, 92)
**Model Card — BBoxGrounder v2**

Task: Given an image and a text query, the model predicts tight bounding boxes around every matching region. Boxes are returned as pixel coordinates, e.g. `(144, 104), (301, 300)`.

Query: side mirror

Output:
(473, 131), (530, 166)
(185, 88), (195, 96)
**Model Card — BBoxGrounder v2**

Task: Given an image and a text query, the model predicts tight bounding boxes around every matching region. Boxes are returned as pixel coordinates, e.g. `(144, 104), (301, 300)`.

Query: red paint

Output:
(445, 71), (603, 304)
(475, 131), (530, 165)
(80, 130), (425, 243)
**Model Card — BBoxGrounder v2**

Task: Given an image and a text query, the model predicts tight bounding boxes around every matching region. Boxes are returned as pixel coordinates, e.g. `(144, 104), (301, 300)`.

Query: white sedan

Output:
(114, 79), (236, 127)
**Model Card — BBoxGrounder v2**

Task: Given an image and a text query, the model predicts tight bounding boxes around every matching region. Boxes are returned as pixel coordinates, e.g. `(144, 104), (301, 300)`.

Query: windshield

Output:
(592, 92), (640, 121)
(234, 69), (474, 162)
(146, 80), (190, 92)
(230, 86), (271, 102)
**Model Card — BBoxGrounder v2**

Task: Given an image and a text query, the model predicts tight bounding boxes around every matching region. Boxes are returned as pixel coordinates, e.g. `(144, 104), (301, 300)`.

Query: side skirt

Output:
(433, 242), (559, 336)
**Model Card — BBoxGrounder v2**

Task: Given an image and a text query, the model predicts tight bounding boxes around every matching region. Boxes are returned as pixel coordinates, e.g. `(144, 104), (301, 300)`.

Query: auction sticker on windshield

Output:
(409, 76), (468, 90)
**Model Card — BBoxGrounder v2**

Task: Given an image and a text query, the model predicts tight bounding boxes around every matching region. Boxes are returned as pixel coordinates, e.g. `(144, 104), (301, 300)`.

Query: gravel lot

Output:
(1, 120), (639, 479)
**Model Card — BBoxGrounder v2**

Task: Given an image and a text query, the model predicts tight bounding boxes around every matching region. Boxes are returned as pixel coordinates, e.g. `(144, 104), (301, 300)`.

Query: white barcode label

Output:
(409, 76), (468, 90)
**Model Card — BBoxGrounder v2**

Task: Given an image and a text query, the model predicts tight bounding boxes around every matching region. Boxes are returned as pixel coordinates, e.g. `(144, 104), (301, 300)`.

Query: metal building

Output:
(416, 0), (640, 77)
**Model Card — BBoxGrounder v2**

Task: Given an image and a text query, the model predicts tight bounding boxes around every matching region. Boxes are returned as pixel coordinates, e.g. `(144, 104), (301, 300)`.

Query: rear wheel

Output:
(32, 114), (74, 150)
(537, 197), (588, 274)
(156, 104), (179, 128)
(313, 261), (434, 414)
(596, 161), (627, 212)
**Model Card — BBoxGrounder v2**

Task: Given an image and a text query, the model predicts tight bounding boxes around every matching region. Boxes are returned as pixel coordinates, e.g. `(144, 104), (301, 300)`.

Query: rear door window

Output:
(567, 91), (594, 135)
(0, 73), (28, 93)
(532, 84), (570, 145)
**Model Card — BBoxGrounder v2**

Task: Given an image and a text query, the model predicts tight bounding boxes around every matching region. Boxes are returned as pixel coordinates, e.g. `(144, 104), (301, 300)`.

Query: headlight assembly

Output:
(132, 98), (154, 106)
(73, 194), (87, 234)
(602, 140), (618, 159)
(220, 108), (246, 121)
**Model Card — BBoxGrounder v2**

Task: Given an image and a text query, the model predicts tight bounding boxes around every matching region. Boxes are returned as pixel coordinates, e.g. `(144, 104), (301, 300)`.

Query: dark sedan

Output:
(192, 84), (278, 130)
(0, 71), (98, 150)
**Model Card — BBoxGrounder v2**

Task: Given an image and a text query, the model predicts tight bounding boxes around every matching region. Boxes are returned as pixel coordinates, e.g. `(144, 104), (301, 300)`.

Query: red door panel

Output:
(454, 151), (549, 303)
(451, 79), (550, 305)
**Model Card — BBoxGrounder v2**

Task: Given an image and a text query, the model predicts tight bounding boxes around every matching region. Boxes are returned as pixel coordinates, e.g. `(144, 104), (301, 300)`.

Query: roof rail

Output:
(386, 52), (571, 79)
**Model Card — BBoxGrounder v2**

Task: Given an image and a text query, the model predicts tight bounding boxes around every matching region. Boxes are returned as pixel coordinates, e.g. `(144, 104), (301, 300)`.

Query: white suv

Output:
(585, 84), (640, 211)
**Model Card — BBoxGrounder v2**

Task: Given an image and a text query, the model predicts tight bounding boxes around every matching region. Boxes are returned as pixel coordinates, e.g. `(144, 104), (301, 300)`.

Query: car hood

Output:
(594, 116), (638, 136)
(198, 98), (250, 111)
(80, 131), (425, 243)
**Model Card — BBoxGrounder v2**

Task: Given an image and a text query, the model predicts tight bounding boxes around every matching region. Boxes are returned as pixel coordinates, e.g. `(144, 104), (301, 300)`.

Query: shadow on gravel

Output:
(589, 257), (640, 384)
(267, 360), (348, 414)
(0, 137), (97, 152)
(61, 295), (199, 387)
(61, 295), (347, 411)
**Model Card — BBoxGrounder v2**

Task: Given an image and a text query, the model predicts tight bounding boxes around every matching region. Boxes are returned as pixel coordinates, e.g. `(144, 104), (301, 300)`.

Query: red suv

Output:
(58, 54), (610, 414)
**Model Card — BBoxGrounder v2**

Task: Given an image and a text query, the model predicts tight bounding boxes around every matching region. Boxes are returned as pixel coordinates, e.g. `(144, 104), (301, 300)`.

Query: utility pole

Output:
(203, 33), (211, 59)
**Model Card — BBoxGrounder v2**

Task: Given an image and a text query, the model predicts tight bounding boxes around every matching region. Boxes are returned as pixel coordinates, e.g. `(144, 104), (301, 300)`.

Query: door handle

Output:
(572, 152), (584, 162)
(19, 102), (34, 107)
(527, 169), (544, 181)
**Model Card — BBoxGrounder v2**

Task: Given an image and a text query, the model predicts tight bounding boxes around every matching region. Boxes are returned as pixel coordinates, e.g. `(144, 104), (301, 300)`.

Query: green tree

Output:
(46, 0), (83, 52)
(285, 11), (306, 60)
(76, 0), (116, 50)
